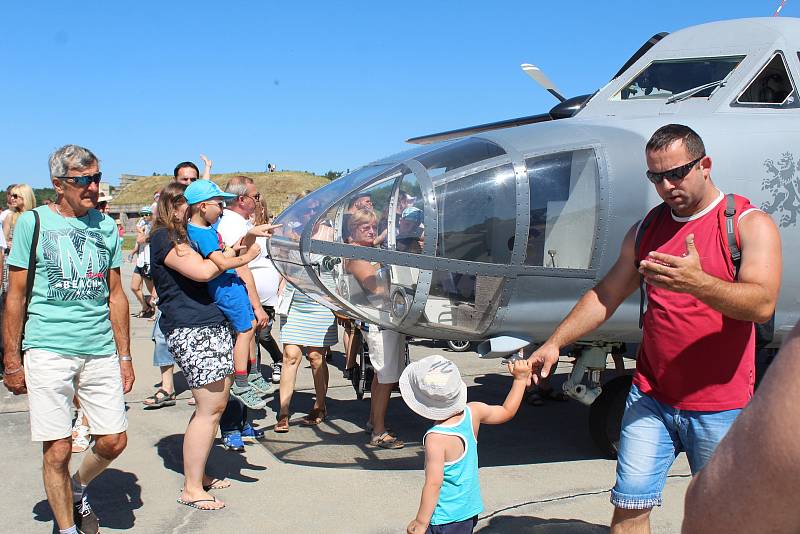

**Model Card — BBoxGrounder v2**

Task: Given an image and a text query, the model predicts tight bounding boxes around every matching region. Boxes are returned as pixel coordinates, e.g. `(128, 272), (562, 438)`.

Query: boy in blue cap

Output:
(184, 180), (278, 409)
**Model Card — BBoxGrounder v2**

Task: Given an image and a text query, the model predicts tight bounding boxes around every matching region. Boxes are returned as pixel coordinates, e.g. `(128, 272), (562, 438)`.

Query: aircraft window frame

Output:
(611, 54), (746, 102)
(434, 162), (517, 265)
(733, 51), (798, 108)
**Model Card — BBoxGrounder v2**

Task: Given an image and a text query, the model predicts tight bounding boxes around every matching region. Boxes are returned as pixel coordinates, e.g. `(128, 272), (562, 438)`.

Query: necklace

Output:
(52, 203), (90, 232)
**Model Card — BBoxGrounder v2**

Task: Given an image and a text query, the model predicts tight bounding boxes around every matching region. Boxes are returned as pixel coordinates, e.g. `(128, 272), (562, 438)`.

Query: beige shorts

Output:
(364, 328), (407, 384)
(24, 349), (128, 442)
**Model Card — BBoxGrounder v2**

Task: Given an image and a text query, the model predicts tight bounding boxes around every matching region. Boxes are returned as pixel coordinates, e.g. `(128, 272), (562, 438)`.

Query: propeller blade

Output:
(406, 113), (552, 145)
(521, 64), (566, 102)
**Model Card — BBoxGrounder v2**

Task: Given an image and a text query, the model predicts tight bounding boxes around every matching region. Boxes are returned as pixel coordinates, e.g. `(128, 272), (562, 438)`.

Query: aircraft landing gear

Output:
(589, 374), (633, 459)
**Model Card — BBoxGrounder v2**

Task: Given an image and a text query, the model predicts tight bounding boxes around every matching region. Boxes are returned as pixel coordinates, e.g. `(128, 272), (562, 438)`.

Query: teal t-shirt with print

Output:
(8, 205), (122, 356)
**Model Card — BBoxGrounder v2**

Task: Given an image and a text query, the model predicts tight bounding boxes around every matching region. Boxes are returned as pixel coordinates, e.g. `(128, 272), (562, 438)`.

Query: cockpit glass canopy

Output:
(614, 55), (746, 100)
(416, 138), (506, 177)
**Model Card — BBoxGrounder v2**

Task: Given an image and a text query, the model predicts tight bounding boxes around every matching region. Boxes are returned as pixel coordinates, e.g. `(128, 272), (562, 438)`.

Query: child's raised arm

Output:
(206, 242), (261, 272)
(407, 435), (447, 534)
(471, 359), (532, 425)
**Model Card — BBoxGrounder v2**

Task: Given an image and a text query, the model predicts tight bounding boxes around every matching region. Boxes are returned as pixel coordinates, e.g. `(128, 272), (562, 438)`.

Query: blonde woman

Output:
(3, 183), (36, 250)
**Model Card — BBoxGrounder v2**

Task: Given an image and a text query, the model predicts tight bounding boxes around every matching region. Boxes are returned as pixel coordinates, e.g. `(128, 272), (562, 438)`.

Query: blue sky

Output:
(0, 1), (794, 188)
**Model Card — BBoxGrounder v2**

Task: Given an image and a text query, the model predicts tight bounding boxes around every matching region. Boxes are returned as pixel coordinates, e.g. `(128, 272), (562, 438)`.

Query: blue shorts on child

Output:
(210, 273), (255, 333)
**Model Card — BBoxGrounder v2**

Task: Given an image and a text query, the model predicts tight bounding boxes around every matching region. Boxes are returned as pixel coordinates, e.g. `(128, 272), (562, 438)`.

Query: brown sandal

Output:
(274, 414), (290, 433)
(300, 407), (326, 426)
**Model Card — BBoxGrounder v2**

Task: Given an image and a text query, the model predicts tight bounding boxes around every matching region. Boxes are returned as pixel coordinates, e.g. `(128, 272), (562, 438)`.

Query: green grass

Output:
(121, 235), (136, 250)
(111, 171), (331, 215)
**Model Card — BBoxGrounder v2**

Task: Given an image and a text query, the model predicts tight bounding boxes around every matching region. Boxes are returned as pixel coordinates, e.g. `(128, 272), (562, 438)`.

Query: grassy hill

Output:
(111, 171), (330, 215)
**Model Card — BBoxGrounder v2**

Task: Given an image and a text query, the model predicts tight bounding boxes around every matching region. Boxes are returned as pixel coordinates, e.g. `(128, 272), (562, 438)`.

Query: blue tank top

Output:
(424, 405), (483, 525)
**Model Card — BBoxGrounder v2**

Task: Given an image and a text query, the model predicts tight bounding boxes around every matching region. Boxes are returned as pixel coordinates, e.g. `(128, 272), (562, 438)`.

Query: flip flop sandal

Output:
(300, 408), (326, 426)
(176, 497), (225, 511)
(202, 479), (231, 491)
(370, 431), (405, 449)
(143, 388), (177, 409)
(274, 414), (290, 433)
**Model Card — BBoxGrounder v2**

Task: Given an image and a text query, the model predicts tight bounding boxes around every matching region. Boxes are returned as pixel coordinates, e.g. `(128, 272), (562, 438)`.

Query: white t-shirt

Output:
(217, 209), (281, 306)
(0, 209), (9, 225)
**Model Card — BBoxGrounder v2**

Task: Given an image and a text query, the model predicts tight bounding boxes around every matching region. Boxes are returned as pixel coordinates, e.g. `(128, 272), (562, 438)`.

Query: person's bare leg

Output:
(278, 344), (303, 417)
(344, 328), (360, 371)
(42, 438), (74, 529)
(370, 381), (394, 435)
(74, 432), (126, 487)
(143, 277), (156, 313)
(611, 507), (651, 534)
(130, 272), (147, 313)
(160, 365), (175, 394)
(305, 347), (328, 412)
(179, 377), (230, 509)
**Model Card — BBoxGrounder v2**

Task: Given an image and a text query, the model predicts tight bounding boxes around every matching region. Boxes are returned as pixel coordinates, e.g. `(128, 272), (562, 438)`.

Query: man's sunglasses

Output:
(57, 172), (103, 186)
(646, 155), (704, 184)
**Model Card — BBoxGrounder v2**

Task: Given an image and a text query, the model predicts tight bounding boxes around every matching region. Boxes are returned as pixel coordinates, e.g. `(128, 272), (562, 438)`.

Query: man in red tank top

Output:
(528, 124), (782, 534)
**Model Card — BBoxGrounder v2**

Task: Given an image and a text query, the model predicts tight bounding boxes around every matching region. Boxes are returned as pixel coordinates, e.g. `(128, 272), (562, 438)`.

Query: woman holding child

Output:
(149, 181), (262, 511)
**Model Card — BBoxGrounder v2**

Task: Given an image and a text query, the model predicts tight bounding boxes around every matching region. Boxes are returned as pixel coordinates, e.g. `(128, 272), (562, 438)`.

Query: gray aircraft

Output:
(268, 17), (800, 455)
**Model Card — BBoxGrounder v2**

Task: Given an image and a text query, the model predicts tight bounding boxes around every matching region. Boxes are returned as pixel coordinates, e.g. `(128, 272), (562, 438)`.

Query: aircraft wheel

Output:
(446, 339), (472, 352)
(589, 374), (633, 459)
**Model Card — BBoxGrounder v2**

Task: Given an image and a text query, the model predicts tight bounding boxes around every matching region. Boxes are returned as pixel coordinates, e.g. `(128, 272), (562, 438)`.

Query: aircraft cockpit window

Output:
(415, 138), (506, 178)
(525, 149), (599, 269)
(736, 52), (797, 106)
(421, 271), (504, 336)
(390, 173), (425, 254)
(435, 164), (516, 264)
(613, 55), (745, 101)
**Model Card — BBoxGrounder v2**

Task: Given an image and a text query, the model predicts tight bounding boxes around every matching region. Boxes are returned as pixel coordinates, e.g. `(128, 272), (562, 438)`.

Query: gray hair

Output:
(49, 144), (99, 178)
(224, 181), (249, 197)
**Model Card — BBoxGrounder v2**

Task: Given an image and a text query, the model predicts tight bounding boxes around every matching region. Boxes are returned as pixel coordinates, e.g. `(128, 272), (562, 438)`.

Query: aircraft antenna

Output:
(774, 0), (789, 16)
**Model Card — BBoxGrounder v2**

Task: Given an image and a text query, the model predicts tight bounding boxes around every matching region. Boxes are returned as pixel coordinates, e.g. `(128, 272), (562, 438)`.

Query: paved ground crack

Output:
(478, 473), (691, 523)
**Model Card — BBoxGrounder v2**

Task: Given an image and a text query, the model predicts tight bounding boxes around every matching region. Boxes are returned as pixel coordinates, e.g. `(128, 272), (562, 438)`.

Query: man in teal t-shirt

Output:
(2, 145), (133, 534)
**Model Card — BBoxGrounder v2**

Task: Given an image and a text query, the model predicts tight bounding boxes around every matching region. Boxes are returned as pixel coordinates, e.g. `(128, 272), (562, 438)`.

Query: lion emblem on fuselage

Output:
(761, 152), (800, 227)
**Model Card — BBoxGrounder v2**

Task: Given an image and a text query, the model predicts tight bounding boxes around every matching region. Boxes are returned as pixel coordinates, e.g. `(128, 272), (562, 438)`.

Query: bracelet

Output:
(118, 355), (132, 362)
(3, 366), (23, 375)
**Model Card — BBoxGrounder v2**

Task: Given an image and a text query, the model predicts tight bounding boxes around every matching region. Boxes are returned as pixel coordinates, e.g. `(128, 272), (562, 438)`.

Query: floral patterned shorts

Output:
(165, 322), (234, 389)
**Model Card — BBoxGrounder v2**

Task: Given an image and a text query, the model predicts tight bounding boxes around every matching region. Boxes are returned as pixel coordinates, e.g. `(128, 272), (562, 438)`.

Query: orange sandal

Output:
(274, 414), (290, 433)
(300, 407), (326, 426)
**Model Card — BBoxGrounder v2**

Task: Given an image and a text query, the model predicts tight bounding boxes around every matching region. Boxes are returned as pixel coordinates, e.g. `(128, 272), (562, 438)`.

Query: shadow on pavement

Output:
(260, 371), (603, 471)
(478, 515), (609, 533)
(33, 468), (142, 531)
(156, 434), (266, 484)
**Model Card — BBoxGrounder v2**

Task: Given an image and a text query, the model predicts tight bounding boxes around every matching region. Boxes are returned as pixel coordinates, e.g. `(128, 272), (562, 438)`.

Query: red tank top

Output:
(635, 192), (756, 411)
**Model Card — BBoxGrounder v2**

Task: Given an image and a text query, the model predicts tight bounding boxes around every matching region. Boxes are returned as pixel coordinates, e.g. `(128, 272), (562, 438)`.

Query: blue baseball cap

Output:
(184, 180), (236, 205)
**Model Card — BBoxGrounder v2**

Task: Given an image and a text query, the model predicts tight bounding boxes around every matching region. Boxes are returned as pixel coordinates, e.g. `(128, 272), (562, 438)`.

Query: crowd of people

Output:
(0, 124), (796, 534)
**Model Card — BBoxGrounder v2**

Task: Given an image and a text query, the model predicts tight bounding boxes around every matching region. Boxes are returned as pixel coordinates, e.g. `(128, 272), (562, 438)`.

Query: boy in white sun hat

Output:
(400, 355), (532, 534)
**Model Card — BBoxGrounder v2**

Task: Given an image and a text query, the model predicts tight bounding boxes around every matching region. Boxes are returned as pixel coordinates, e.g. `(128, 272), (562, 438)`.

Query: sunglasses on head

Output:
(646, 155), (704, 184)
(57, 172), (103, 186)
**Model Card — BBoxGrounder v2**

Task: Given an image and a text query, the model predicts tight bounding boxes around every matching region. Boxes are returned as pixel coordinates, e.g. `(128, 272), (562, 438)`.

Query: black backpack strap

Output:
(24, 210), (40, 324)
(637, 204), (665, 328)
(724, 193), (741, 278)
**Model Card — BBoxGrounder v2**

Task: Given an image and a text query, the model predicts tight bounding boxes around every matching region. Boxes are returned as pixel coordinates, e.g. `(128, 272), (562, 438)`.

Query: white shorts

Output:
(24, 349), (128, 442)
(364, 328), (407, 384)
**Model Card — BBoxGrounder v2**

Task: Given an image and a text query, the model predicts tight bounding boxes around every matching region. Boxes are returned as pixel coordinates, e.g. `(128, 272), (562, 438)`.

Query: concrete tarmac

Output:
(0, 264), (690, 533)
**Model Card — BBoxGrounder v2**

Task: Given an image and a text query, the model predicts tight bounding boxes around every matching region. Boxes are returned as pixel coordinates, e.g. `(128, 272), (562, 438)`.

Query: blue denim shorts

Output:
(212, 277), (255, 333)
(610, 384), (741, 510)
(151, 313), (175, 367)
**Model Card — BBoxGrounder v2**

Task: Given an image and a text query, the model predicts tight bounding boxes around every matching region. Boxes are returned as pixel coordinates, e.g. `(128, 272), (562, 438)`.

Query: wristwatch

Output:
(119, 355), (132, 362)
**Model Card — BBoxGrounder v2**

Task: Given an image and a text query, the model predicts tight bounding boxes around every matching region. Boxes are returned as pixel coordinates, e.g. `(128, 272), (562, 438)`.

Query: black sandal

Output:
(143, 388), (176, 409)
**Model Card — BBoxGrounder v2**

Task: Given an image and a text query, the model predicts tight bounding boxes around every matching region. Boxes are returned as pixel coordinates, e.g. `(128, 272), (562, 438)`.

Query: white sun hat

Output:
(399, 355), (467, 420)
